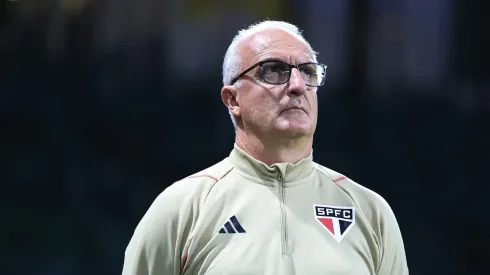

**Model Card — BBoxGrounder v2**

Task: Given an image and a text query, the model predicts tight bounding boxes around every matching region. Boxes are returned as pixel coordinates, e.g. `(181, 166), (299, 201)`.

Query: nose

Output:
(287, 68), (307, 96)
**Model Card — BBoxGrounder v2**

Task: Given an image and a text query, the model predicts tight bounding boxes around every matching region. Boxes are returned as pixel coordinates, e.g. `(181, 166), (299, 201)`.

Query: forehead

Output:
(239, 29), (315, 65)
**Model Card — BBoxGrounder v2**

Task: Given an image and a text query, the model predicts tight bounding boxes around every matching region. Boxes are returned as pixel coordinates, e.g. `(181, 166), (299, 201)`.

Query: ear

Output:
(221, 85), (240, 117)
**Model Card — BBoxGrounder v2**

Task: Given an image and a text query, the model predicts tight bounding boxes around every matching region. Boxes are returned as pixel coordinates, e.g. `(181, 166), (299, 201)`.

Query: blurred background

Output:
(1, 0), (489, 274)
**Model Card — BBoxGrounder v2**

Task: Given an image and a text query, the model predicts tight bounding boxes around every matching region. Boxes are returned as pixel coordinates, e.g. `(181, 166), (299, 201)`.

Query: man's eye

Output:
(301, 68), (312, 76)
(264, 66), (281, 74)
(300, 65), (317, 77)
(262, 62), (288, 75)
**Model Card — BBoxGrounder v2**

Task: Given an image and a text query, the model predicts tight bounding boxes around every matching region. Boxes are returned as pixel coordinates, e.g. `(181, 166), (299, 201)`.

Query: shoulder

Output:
(128, 158), (234, 245)
(123, 160), (235, 273)
(170, 157), (234, 194)
(156, 157), (234, 208)
(313, 163), (397, 226)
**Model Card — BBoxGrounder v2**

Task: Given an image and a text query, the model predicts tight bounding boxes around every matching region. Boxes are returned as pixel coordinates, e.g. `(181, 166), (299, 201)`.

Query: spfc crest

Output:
(314, 204), (356, 243)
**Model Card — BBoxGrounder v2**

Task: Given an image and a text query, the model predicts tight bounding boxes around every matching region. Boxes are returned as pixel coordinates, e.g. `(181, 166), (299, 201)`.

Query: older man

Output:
(122, 21), (409, 275)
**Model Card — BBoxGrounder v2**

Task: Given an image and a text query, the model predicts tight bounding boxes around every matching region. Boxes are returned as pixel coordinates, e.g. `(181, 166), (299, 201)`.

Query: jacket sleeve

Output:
(122, 182), (198, 275)
(376, 201), (409, 275)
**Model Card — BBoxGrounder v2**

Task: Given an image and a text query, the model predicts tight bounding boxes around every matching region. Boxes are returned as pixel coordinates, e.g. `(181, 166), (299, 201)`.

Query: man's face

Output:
(235, 29), (319, 138)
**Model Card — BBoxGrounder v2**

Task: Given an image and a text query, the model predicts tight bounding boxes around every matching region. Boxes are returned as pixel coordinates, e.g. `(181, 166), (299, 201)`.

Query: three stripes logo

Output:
(218, 215), (246, 234)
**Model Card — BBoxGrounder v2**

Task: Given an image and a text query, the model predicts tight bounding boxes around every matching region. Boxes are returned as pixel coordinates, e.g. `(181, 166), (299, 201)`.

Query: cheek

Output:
(243, 92), (277, 117)
(309, 92), (319, 113)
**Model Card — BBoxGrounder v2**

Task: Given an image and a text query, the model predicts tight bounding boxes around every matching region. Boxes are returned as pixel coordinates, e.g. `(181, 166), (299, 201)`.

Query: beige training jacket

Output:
(122, 144), (409, 275)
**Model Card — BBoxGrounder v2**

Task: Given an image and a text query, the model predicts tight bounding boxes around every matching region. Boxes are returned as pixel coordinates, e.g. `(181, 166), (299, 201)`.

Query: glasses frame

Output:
(229, 60), (327, 87)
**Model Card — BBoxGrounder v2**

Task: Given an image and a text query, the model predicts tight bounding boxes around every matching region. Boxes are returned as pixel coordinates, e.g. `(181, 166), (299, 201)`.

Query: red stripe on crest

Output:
(318, 218), (335, 234)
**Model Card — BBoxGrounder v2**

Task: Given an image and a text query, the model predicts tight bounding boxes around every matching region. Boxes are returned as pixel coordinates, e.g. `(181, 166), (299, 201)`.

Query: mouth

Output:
(283, 106), (307, 113)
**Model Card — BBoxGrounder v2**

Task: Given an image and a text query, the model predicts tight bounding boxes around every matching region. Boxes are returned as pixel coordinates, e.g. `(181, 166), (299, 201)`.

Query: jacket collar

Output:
(229, 143), (314, 184)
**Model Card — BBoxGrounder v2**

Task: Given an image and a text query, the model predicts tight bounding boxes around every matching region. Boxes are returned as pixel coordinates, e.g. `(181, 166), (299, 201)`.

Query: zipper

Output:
(278, 173), (288, 255)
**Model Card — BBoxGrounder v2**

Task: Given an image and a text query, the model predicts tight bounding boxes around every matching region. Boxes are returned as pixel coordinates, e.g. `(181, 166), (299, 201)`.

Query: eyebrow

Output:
(257, 57), (285, 63)
(257, 58), (318, 65)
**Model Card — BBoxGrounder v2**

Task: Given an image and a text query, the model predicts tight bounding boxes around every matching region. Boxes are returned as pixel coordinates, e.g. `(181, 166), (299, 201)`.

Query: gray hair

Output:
(222, 20), (318, 129)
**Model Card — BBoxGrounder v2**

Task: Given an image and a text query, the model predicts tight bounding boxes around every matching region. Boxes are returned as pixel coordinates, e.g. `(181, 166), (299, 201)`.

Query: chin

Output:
(277, 123), (313, 137)
(274, 116), (316, 136)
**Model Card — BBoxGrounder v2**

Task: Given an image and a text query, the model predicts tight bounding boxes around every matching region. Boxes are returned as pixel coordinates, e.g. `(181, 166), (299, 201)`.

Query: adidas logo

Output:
(218, 215), (246, 234)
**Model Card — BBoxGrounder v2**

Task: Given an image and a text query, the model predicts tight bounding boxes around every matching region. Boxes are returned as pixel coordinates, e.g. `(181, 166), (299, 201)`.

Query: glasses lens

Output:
(298, 63), (326, 86)
(261, 61), (290, 84)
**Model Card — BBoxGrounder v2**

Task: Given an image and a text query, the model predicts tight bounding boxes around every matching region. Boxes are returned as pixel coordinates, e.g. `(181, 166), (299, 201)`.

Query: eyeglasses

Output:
(229, 60), (327, 87)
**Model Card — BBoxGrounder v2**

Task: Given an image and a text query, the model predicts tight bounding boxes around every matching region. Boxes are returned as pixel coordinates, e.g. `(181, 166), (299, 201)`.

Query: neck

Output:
(235, 129), (313, 166)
